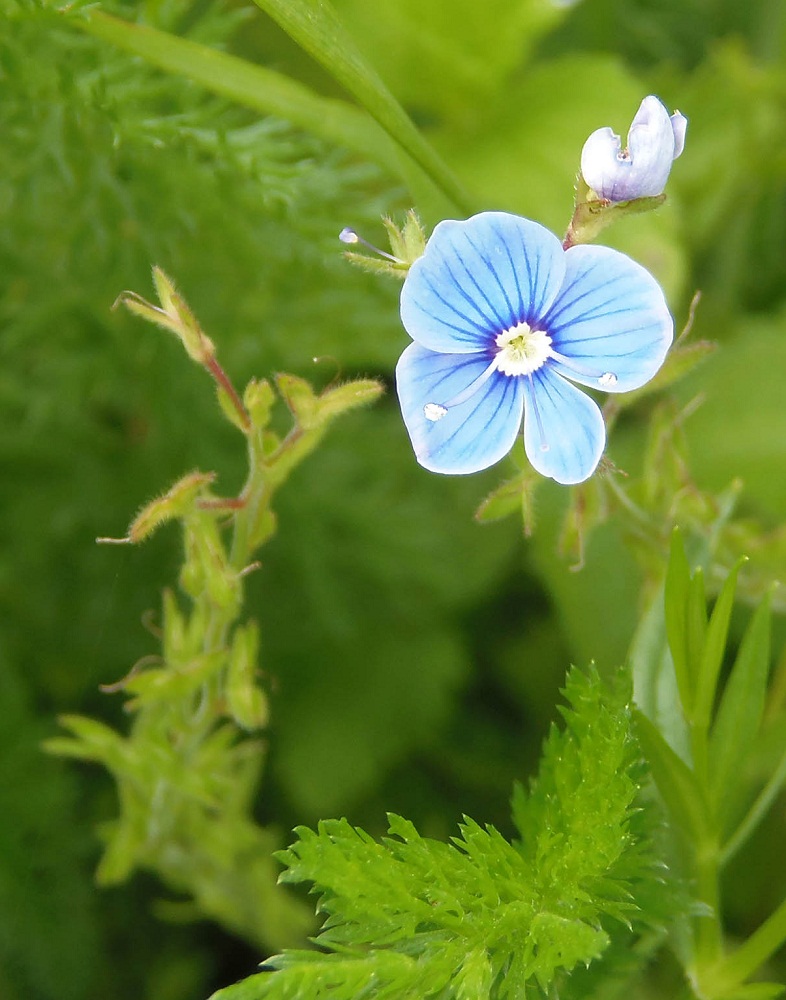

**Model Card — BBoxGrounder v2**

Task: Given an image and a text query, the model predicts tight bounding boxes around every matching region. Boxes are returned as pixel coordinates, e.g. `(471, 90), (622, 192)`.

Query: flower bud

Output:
(580, 95), (687, 202)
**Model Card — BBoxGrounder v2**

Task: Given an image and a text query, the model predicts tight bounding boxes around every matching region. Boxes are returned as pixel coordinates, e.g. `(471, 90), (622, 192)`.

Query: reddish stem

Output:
(205, 354), (251, 432)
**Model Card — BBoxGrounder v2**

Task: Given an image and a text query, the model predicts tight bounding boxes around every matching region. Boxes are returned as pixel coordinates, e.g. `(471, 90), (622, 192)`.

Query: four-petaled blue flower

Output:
(396, 212), (673, 485)
(581, 95), (687, 202)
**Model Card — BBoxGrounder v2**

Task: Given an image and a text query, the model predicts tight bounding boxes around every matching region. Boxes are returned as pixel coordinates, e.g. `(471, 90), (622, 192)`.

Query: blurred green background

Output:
(2, 0), (786, 997)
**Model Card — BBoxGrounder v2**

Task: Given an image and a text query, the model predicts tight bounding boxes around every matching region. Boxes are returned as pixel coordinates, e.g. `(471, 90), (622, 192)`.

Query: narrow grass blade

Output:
(249, 0), (476, 214)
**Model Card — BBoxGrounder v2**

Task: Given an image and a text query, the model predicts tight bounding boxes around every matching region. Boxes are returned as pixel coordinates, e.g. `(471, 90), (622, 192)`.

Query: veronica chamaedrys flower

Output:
(580, 96), (687, 202)
(396, 212), (673, 485)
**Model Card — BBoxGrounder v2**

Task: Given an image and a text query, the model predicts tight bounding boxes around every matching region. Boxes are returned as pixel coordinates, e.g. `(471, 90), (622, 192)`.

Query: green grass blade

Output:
(634, 709), (710, 844)
(664, 528), (694, 715)
(694, 556), (747, 732)
(249, 0), (476, 214)
(709, 588), (774, 832)
(71, 10), (400, 173)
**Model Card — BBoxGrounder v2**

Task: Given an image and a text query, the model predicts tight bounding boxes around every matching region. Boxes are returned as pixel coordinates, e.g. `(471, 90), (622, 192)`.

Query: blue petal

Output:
(523, 368), (605, 485)
(542, 244), (673, 393)
(396, 342), (524, 474)
(580, 96), (677, 201)
(671, 110), (688, 158)
(400, 212), (565, 355)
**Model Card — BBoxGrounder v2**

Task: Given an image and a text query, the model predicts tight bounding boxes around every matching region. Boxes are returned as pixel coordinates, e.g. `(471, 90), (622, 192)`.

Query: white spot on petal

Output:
(424, 402), (448, 422)
(599, 372), (618, 386)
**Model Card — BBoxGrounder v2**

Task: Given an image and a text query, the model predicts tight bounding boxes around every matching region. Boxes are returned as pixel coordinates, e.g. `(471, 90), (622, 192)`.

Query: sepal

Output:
(125, 471), (217, 544)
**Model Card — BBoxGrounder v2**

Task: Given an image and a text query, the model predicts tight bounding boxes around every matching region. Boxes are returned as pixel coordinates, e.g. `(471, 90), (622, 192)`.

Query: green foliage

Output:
(632, 533), (786, 999)
(0, 653), (100, 1000)
(210, 668), (668, 1000)
(5, 0), (786, 998)
(44, 271), (384, 952)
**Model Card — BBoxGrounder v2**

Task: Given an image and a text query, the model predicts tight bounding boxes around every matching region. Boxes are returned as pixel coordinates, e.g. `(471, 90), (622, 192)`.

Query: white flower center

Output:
(494, 322), (552, 376)
(420, 320), (619, 424)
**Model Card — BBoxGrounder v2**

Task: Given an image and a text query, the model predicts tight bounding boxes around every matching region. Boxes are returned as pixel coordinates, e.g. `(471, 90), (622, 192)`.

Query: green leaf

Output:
(709, 589), (774, 831)
(249, 668), (660, 998)
(248, 0), (475, 213)
(634, 710), (710, 844)
(474, 469), (540, 529)
(332, 0), (563, 123)
(693, 556), (746, 732)
(664, 528), (695, 715)
(629, 590), (691, 764)
(70, 10), (400, 173)
(314, 378), (385, 424)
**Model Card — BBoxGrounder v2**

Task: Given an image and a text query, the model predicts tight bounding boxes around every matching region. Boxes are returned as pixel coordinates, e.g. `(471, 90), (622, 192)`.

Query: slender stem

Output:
(721, 743), (786, 865)
(693, 833), (724, 969)
(702, 896), (786, 996)
(688, 712), (724, 969)
(205, 354), (251, 432)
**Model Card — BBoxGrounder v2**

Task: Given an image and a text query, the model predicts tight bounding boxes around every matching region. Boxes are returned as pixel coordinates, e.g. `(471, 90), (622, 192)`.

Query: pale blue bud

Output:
(580, 95), (687, 201)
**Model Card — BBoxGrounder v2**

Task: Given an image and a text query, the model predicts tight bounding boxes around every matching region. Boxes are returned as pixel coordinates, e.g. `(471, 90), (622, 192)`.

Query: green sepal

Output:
(121, 651), (226, 709)
(247, 508), (278, 553)
(180, 513), (241, 614)
(218, 384), (251, 433)
(341, 249), (409, 280)
(275, 372), (319, 428)
(384, 210), (427, 265)
(41, 714), (126, 765)
(226, 622), (269, 731)
(474, 468), (540, 532)
(119, 266), (215, 365)
(314, 379), (385, 424)
(125, 471), (216, 543)
(566, 174), (667, 246)
(244, 378), (276, 431)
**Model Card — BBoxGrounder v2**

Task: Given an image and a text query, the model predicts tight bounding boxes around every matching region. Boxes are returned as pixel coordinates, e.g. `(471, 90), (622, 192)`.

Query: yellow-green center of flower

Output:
(495, 322), (552, 377)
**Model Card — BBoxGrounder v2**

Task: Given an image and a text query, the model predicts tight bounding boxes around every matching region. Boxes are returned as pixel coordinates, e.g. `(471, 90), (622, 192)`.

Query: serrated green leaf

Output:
(710, 589), (774, 831)
(209, 972), (270, 1000)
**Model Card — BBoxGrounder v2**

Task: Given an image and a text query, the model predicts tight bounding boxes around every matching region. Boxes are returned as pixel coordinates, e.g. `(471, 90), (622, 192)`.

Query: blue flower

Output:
(395, 212), (673, 485)
(580, 96), (687, 202)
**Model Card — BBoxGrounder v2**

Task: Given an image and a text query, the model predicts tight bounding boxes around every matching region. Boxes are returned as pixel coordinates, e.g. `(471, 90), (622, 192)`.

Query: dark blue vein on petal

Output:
(449, 243), (509, 331)
(515, 225), (536, 321)
(495, 224), (527, 324)
(464, 231), (518, 329)
(418, 272), (494, 340)
(432, 372), (516, 466)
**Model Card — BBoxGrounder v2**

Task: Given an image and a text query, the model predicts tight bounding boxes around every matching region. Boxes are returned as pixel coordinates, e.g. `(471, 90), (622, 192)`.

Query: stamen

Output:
(526, 374), (549, 452)
(548, 349), (617, 387)
(423, 357), (500, 421)
(339, 227), (401, 263)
